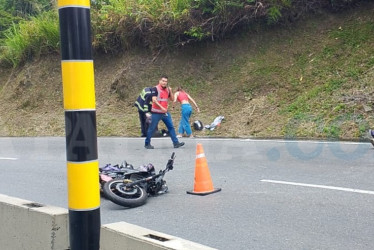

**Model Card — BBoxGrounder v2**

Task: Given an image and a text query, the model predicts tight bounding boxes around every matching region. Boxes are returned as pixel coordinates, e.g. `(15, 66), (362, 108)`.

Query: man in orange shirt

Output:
(144, 76), (185, 149)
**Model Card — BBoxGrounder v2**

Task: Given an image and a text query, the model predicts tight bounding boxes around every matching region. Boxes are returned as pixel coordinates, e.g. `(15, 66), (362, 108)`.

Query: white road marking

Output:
(0, 157), (17, 160)
(261, 179), (374, 195)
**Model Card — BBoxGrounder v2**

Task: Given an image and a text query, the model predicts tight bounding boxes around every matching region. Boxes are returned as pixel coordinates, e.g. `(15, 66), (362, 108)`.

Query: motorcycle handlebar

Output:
(167, 152), (175, 170)
(126, 153), (176, 187)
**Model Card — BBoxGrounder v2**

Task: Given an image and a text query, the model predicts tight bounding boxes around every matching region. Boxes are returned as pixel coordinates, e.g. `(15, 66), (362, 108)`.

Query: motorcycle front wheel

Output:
(103, 179), (148, 208)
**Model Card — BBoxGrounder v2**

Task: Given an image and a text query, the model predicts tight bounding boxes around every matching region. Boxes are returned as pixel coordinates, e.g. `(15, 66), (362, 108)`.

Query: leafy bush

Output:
(0, 11), (59, 67)
(91, 0), (192, 52)
(92, 0), (363, 53)
(0, 0), (366, 66)
(1, 0), (53, 17)
(0, 9), (22, 38)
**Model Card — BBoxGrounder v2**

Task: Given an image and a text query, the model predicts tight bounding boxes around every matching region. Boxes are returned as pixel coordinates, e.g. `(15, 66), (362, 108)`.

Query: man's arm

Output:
(152, 96), (167, 112)
(143, 94), (152, 112)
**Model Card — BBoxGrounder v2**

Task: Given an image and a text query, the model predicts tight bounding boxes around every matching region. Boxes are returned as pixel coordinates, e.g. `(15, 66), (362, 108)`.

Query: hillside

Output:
(0, 1), (374, 139)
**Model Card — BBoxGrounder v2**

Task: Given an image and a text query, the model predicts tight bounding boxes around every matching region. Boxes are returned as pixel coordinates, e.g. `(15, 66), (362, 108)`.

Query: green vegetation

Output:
(0, 0), (361, 66)
(1, 11), (59, 66)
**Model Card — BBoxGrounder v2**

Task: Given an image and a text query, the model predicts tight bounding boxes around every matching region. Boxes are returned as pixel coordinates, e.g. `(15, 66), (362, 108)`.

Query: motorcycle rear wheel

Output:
(103, 179), (148, 208)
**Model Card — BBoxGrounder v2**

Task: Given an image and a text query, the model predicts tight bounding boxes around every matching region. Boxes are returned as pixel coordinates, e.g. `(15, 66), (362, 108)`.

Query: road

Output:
(1, 137), (374, 249)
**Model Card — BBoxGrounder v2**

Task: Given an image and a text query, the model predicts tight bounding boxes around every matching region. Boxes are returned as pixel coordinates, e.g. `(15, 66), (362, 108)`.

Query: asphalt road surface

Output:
(1, 137), (374, 250)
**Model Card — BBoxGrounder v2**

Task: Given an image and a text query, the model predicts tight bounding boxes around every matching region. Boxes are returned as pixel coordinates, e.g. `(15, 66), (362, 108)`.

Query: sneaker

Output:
(173, 142), (185, 148)
(176, 134), (182, 138)
(145, 144), (154, 149)
(371, 139), (374, 147)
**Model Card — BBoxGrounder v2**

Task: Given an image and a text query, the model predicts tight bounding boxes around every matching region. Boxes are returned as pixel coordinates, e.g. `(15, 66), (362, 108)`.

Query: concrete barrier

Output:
(101, 222), (216, 250)
(0, 194), (216, 250)
(0, 194), (69, 250)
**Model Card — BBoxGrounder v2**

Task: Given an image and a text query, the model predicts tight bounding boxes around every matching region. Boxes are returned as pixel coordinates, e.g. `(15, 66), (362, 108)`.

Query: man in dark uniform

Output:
(134, 87), (157, 137)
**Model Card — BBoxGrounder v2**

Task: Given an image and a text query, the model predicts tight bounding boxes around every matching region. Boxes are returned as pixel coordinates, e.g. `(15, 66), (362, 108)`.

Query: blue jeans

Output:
(178, 104), (193, 136)
(145, 112), (179, 145)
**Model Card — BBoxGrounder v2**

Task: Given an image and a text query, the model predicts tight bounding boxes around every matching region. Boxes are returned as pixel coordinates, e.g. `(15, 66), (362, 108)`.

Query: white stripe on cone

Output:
(196, 153), (205, 159)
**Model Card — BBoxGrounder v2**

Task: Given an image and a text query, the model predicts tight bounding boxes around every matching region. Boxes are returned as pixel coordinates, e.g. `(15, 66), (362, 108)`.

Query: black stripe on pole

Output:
(65, 110), (98, 162)
(59, 7), (92, 60)
(69, 209), (100, 250)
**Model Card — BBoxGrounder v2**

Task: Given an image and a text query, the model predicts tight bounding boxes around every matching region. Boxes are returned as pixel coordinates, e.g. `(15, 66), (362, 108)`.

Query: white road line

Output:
(261, 179), (374, 195)
(0, 157), (17, 160)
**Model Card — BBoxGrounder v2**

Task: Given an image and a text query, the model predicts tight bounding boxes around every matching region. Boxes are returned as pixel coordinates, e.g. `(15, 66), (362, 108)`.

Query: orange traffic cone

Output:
(187, 143), (221, 196)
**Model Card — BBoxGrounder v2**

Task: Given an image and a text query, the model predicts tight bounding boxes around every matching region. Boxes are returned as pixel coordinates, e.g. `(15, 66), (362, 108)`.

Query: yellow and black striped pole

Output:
(58, 0), (100, 249)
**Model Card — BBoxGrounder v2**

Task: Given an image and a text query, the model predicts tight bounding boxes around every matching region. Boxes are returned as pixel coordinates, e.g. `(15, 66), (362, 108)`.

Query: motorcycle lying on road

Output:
(99, 160), (134, 192)
(101, 152), (176, 208)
